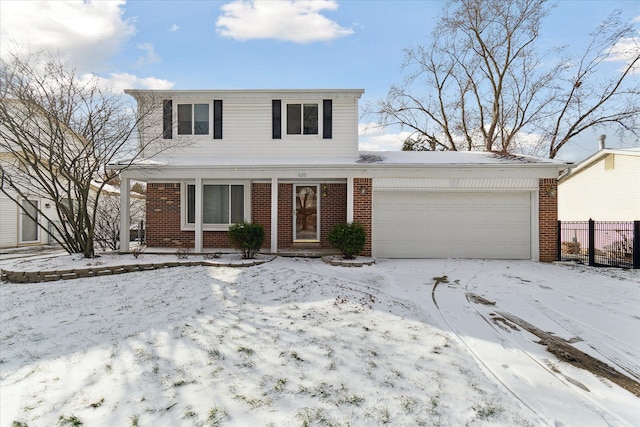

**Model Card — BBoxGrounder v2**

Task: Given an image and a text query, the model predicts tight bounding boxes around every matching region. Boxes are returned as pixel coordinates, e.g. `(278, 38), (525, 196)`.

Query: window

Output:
(287, 103), (318, 135)
(186, 184), (244, 225)
(178, 103), (209, 135)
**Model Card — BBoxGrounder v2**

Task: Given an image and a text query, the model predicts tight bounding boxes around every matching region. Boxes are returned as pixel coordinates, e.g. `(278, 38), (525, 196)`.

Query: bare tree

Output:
(366, 0), (639, 158)
(0, 51), (165, 257)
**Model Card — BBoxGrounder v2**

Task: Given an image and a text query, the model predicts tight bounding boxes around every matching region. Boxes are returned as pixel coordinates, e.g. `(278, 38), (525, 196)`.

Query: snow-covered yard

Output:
(1, 254), (638, 426)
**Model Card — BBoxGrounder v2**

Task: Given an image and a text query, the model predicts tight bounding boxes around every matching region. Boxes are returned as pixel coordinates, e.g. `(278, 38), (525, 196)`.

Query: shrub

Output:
(228, 222), (265, 259)
(327, 222), (366, 259)
(561, 241), (581, 255)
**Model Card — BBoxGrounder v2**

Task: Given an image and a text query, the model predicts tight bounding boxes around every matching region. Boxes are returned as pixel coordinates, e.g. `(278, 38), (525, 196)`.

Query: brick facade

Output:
(147, 178), (552, 261)
(146, 182), (230, 248)
(353, 178), (373, 257)
(278, 184), (293, 249)
(319, 184), (347, 248)
(251, 183), (271, 249)
(148, 181), (352, 251)
(538, 178), (558, 262)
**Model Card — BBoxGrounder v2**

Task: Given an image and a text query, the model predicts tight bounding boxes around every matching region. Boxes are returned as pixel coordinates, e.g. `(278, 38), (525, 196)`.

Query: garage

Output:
(373, 191), (532, 259)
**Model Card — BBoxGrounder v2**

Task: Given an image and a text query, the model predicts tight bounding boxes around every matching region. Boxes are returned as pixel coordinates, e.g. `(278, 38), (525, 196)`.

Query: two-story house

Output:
(115, 89), (567, 261)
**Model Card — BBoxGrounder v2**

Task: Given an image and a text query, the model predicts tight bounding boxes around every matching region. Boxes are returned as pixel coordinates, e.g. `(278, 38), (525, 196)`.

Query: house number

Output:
(298, 173), (307, 178)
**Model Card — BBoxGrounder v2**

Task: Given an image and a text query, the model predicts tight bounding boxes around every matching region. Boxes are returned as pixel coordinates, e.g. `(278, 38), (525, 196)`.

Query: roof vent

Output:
(598, 134), (606, 150)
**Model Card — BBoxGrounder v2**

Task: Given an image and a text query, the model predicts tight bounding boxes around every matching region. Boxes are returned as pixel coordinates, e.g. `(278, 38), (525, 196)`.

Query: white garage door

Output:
(373, 191), (531, 259)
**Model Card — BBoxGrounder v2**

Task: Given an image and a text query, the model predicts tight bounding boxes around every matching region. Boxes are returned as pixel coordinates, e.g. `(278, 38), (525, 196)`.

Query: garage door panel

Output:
(373, 191), (531, 259)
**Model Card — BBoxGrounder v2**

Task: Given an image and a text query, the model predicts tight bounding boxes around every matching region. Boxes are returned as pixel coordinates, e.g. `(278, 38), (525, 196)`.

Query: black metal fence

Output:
(558, 220), (639, 269)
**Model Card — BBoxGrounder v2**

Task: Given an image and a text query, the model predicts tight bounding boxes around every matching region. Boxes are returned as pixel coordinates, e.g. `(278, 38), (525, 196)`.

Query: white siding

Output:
(137, 91), (361, 160)
(0, 192), (18, 248)
(559, 154), (640, 221)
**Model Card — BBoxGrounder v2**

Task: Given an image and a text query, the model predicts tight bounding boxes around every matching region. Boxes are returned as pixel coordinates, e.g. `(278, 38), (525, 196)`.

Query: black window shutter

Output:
(272, 100), (281, 139)
(213, 100), (223, 139)
(323, 99), (332, 139)
(162, 100), (172, 139)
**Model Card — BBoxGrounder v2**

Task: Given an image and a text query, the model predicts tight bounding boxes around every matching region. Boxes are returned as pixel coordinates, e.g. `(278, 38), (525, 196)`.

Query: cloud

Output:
(606, 36), (640, 74)
(0, 0), (135, 72)
(169, 24), (180, 32)
(81, 73), (174, 94)
(135, 43), (161, 68)
(216, 0), (353, 43)
(358, 123), (408, 151)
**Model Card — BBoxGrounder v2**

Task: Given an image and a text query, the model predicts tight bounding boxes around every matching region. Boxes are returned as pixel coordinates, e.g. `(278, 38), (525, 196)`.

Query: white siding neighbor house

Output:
(558, 148), (640, 221)
(0, 101), (64, 249)
(0, 188), (57, 249)
(114, 89), (568, 261)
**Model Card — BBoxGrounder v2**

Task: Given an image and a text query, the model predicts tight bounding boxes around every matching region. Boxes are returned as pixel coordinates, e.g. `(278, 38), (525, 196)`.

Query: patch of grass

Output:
(58, 414), (83, 426)
(129, 414), (139, 427)
(206, 404), (228, 426)
(275, 377), (288, 392)
(296, 407), (335, 427)
(237, 346), (254, 355)
(336, 384), (364, 406)
(366, 405), (391, 424)
(473, 401), (503, 420)
(12, 421), (29, 427)
(280, 351), (304, 363)
(208, 349), (223, 360)
(183, 405), (197, 419)
(399, 395), (418, 413)
(233, 393), (271, 409)
(88, 397), (104, 408)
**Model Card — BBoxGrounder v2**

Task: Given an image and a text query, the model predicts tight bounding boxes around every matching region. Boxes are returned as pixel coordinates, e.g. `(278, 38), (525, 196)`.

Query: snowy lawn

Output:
(1, 255), (639, 426)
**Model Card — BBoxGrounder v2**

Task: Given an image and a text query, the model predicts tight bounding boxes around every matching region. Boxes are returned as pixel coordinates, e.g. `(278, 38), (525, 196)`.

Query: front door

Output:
(20, 199), (39, 243)
(294, 184), (319, 241)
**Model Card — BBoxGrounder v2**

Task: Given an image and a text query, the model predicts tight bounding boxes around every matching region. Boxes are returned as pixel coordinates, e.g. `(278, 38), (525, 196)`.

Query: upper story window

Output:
(273, 99), (331, 139)
(163, 100), (222, 139)
(287, 103), (318, 135)
(178, 104), (209, 135)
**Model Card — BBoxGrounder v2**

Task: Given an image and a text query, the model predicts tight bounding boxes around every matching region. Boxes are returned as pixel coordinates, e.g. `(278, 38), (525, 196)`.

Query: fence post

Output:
(634, 220), (640, 269)
(588, 219), (595, 267)
(557, 221), (562, 261)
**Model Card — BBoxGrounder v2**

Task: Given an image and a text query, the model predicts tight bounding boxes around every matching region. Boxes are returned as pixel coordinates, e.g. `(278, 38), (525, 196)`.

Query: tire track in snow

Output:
(430, 278), (638, 427)
(525, 298), (640, 382)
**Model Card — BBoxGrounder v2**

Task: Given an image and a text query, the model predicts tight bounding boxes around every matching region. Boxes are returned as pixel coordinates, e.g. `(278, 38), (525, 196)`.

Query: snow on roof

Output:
(111, 150), (568, 169)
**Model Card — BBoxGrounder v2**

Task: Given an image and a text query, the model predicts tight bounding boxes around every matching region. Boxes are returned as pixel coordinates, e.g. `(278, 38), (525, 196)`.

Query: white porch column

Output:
(347, 176), (354, 223)
(119, 177), (131, 253)
(271, 177), (278, 253)
(194, 177), (203, 253)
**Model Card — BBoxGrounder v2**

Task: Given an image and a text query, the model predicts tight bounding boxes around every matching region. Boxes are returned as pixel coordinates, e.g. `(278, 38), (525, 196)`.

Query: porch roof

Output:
(112, 150), (569, 169)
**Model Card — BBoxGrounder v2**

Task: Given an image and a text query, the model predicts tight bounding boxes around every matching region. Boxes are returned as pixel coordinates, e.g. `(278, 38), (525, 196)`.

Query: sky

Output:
(1, 0), (638, 162)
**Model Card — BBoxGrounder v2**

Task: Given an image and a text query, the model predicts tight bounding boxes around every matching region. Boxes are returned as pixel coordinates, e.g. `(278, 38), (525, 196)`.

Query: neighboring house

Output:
(0, 182), (57, 249)
(115, 89), (567, 261)
(558, 148), (640, 221)
(0, 100), (65, 249)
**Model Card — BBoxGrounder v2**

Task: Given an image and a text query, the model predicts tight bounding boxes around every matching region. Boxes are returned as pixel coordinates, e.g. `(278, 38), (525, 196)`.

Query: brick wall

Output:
(353, 178), (372, 256)
(147, 183), (191, 247)
(539, 178), (558, 262)
(319, 184), (347, 248)
(278, 183), (293, 249)
(251, 183), (271, 248)
(146, 182), (228, 249)
(147, 180), (358, 253)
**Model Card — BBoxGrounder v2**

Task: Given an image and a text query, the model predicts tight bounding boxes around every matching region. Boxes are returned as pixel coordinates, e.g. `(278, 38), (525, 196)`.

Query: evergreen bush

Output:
(327, 222), (366, 260)
(228, 222), (265, 259)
